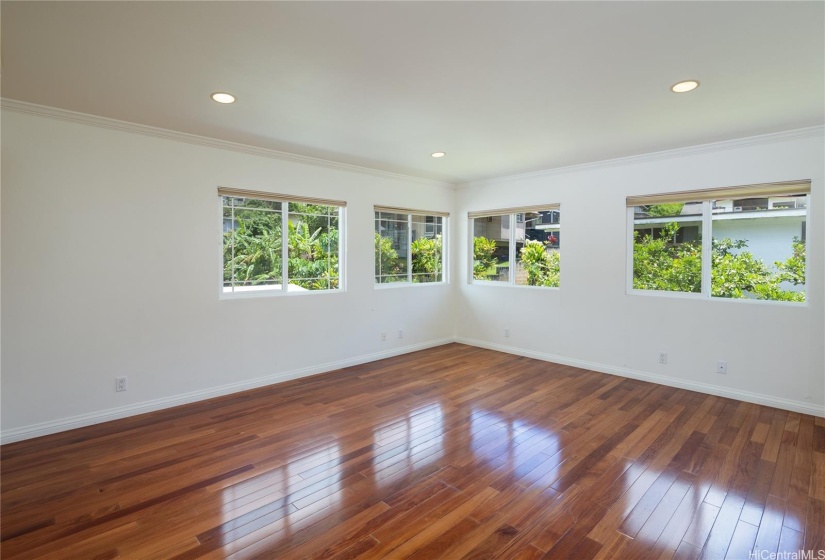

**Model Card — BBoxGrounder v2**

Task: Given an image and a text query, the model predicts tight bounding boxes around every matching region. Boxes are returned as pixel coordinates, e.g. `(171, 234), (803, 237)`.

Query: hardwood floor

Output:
(2, 343), (823, 559)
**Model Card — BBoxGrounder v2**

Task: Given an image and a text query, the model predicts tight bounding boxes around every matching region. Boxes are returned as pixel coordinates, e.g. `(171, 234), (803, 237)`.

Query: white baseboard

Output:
(4, 336), (821, 444)
(0, 338), (455, 444)
(455, 337), (825, 418)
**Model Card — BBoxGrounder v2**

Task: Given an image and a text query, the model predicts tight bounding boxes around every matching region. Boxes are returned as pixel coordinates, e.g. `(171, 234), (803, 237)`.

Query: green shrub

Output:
(411, 235), (442, 282)
(473, 237), (498, 280)
(519, 240), (560, 287)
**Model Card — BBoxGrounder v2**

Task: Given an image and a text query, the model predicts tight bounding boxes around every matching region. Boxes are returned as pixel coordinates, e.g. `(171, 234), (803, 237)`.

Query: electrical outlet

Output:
(116, 376), (127, 392)
(381, 332), (387, 342)
(716, 361), (728, 374)
(504, 328), (510, 338)
(658, 352), (668, 364)
(398, 329), (403, 339)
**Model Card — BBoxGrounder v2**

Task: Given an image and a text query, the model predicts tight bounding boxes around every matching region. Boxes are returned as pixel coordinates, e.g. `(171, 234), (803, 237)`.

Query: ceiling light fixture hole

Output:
(211, 92), (236, 104)
(671, 80), (700, 93)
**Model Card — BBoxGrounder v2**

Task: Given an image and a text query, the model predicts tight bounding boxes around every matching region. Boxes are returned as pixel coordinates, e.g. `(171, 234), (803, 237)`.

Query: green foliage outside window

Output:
(633, 223), (805, 301)
(410, 236), (443, 282)
(223, 201), (339, 291)
(472, 237), (499, 280)
(375, 233), (400, 279)
(632, 223), (701, 293)
(644, 203), (685, 217)
(519, 240), (560, 287)
(287, 220), (339, 290)
(374, 233), (443, 282)
(223, 201), (283, 288)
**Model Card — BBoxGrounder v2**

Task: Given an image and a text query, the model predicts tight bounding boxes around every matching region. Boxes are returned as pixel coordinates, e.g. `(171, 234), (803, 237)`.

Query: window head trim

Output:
(218, 186), (346, 208)
(468, 203), (559, 219)
(374, 205), (449, 218)
(627, 180), (810, 207)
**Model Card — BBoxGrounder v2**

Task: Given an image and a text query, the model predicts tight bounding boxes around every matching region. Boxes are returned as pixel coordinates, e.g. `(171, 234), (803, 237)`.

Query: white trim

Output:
(459, 126), (825, 188)
(374, 281), (449, 290)
(626, 207), (635, 295)
(455, 337), (825, 418)
(0, 98), (454, 189)
(0, 338), (454, 444)
(8, 99), (820, 191)
(4, 336), (822, 443)
(701, 200), (712, 297)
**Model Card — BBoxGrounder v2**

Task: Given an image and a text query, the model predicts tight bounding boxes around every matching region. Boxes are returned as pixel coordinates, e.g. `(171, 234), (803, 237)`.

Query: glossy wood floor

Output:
(2, 344), (824, 559)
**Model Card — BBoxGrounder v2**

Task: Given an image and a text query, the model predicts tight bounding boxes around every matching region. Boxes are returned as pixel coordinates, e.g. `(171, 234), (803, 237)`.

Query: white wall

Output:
(0, 108), (456, 441)
(2, 107), (823, 443)
(456, 131), (824, 416)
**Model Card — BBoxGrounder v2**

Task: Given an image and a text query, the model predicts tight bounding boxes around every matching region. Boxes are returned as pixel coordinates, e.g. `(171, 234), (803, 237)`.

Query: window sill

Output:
(469, 281), (560, 291)
(374, 281), (448, 290)
(627, 289), (808, 307)
(220, 287), (344, 300)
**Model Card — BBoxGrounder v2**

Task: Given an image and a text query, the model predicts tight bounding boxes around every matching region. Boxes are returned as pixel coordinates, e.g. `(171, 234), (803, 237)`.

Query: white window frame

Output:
(374, 207), (449, 287)
(468, 205), (560, 289)
(626, 181), (810, 304)
(219, 188), (346, 298)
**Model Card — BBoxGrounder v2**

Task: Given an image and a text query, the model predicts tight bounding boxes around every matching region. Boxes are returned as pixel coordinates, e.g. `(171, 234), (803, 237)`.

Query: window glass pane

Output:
(288, 205), (339, 290)
(711, 193), (806, 301)
(222, 197), (283, 293)
(375, 214), (408, 283)
(516, 210), (560, 287)
(379, 211), (408, 222)
(411, 216), (443, 283)
(632, 201), (703, 293)
(473, 215), (509, 282)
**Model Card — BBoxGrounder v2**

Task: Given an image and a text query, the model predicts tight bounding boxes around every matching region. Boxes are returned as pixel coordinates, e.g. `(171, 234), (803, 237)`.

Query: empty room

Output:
(1, 2), (823, 559)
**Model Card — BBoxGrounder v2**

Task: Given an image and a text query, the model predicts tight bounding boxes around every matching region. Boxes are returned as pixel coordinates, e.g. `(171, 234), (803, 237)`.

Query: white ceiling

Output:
(2, 1), (823, 184)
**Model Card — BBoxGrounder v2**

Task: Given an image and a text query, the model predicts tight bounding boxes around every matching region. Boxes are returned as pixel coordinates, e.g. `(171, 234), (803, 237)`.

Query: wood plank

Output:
(0, 344), (820, 560)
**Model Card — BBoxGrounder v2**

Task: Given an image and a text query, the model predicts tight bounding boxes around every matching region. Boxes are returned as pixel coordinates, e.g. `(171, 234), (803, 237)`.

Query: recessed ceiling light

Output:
(671, 80), (700, 93)
(431, 152), (446, 158)
(211, 92), (236, 104)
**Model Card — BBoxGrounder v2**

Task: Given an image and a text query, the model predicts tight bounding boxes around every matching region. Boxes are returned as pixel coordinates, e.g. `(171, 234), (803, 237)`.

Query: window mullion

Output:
(327, 211), (331, 290)
(230, 200), (236, 292)
(407, 214), (413, 283)
(441, 217), (446, 282)
(376, 214), (381, 282)
(701, 201), (712, 297)
(507, 214), (516, 284)
(282, 203), (289, 291)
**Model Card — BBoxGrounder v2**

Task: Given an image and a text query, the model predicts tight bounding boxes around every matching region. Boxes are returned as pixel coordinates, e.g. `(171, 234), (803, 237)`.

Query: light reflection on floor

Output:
(370, 403), (445, 486)
(219, 440), (342, 545)
(469, 408), (560, 487)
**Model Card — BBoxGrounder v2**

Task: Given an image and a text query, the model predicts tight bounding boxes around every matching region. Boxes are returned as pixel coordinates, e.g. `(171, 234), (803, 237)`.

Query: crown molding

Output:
(459, 125), (825, 189)
(0, 98), (456, 189)
(4, 98), (821, 192)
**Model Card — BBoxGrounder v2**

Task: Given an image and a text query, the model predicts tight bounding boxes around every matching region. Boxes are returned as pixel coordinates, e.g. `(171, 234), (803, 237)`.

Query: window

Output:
(628, 180), (810, 302)
(375, 207), (448, 284)
(470, 205), (560, 287)
(220, 188), (345, 294)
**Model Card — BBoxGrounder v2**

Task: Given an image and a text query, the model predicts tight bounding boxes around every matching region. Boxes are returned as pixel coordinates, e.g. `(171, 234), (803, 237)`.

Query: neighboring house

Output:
(474, 211), (560, 248)
(529, 210), (561, 247)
